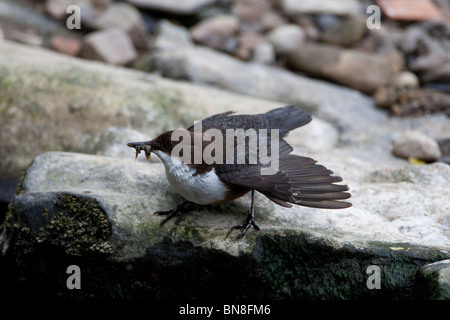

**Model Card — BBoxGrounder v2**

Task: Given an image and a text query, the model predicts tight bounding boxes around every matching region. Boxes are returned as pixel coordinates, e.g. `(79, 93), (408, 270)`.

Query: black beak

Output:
(127, 141), (152, 160)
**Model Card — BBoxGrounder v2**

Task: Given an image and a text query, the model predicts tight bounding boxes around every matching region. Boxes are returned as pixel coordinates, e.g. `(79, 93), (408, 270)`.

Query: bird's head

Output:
(127, 130), (179, 161)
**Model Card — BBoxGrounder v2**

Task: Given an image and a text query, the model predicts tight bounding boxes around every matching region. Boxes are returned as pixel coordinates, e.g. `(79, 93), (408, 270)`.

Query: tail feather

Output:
(257, 154), (352, 209)
(296, 199), (352, 209)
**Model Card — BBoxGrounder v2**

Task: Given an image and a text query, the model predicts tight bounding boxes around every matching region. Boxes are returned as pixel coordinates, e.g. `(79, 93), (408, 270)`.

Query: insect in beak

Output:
(127, 142), (152, 161)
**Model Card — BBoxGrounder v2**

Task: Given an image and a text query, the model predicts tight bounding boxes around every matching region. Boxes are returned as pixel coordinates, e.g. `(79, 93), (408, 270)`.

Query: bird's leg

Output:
(154, 200), (198, 226)
(227, 190), (260, 239)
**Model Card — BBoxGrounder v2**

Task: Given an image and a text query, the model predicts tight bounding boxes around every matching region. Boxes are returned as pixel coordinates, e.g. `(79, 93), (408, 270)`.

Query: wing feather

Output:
(217, 154), (351, 209)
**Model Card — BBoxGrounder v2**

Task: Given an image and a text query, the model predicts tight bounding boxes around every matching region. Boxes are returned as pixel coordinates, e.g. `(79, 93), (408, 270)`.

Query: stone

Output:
(420, 259), (450, 299)
(94, 3), (148, 50)
(318, 15), (367, 47)
(260, 11), (288, 32)
(45, 0), (89, 20)
(252, 42), (275, 65)
(8, 30), (43, 47)
(401, 21), (450, 85)
(190, 15), (239, 52)
(1, 151), (449, 299)
(267, 24), (306, 55)
(376, 0), (443, 21)
(149, 46), (380, 130)
(0, 39), (284, 185)
(286, 42), (404, 94)
(49, 36), (82, 56)
(152, 20), (193, 51)
(291, 118), (339, 153)
(282, 0), (362, 17)
(1, 39), (450, 299)
(393, 130), (442, 162)
(393, 71), (419, 88)
(126, 0), (215, 15)
(235, 32), (266, 60)
(0, 1), (73, 36)
(231, 0), (272, 31)
(81, 28), (138, 65)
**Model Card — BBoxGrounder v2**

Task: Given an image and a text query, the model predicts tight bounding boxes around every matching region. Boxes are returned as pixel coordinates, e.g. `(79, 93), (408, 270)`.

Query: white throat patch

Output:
(154, 150), (229, 205)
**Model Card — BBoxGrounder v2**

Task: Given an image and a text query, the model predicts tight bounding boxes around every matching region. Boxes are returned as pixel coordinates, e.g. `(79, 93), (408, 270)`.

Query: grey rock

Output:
(291, 118), (338, 153)
(149, 45), (379, 130)
(81, 28), (138, 65)
(235, 31), (266, 61)
(190, 14), (240, 52)
(260, 11), (288, 32)
(0, 39), (282, 183)
(0, 0), (75, 36)
(318, 15), (367, 47)
(231, 0), (272, 32)
(94, 3), (148, 50)
(1, 40), (450, 299)
(152, 20), (193, 51)
(282, 0), (362, 17)
(287, 42), (404, 94)
(126, 0), (215, 15)
(401, 21), (450, 84)
(393, 130), (442, 162)
(420, 259), (450, 299)
(393, 71), (419, 88)
(8, 30), (43, 47)
(252, 42), (275, 65)
(45, 0), (92, 20)
(1, 150), (449, 299)
(267, 24), (306, 55)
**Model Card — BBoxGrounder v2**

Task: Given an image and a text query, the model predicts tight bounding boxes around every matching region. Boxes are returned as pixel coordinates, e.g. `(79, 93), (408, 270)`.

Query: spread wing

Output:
(189, 105), (351, 209)
(216, 154), (351, 209)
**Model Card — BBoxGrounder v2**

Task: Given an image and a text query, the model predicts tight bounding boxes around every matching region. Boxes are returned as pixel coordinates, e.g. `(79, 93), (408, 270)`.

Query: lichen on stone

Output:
(35, 193), (113, 256)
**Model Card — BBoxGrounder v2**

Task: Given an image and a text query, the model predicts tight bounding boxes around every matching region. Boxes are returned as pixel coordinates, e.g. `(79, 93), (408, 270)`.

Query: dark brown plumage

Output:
(128, 105), (351, 238)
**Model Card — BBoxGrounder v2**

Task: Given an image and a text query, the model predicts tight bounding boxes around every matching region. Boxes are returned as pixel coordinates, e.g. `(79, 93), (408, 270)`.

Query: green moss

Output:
(258, 234), (449, 299)
(35, 193), (113, 256)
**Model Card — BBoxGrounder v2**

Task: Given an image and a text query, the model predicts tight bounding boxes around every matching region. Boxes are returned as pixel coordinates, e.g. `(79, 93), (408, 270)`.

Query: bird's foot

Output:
(154, 200), (197, 226)
(226, 212), (260, 239)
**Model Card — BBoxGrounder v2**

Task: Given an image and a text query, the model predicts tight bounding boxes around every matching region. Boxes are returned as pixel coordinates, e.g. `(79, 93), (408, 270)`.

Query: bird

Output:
(127, 105), (351, 238)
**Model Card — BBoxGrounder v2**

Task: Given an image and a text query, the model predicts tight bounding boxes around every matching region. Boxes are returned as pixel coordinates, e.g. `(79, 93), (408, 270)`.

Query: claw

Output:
(226, 214), (260, 239)
(226, 190), (260, 239)
(154, 201), (198, 226)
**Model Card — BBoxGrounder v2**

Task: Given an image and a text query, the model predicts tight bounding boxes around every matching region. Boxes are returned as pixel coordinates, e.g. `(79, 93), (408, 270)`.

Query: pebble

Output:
(127, 0), (215, 15)
(393, 71), (419, 88)
(267, 24), (305, 55)
(50, 36), (82, 56)
(393, 130), (442, 162)
(252, 42), (275, 64)
(318, 15), (367, 47)
(81, 28), (137, 66)
(231, 0), (272, 31)
(287, 42), (404, 94)
(152, 20), (193, 51)
(283, 0), (362, 17)
(190, 14), (240, 52)
(235, 31), (266, 60)
(376, 0), (443, 21)
(95, 3), (147, 49)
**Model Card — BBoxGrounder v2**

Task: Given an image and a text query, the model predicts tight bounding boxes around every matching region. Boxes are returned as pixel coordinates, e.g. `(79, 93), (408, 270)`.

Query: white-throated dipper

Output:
(128, 105), (351, 238)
